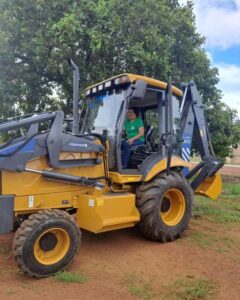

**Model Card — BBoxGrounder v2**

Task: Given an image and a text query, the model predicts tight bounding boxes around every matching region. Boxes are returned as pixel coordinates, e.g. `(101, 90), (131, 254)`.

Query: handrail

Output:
(0, 112), (57, 132)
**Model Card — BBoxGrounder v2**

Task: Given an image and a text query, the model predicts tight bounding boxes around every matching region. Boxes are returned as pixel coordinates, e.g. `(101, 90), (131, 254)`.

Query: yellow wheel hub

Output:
(160, 188), (186, 226)
(34, 228), (70, 265)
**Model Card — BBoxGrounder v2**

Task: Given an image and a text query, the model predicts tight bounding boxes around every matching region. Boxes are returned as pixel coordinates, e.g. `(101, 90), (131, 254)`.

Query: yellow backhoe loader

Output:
(0, 60), (223, 277)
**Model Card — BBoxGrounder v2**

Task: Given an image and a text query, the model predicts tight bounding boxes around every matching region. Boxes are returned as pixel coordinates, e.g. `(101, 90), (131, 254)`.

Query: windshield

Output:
(80, 88), (126, 136)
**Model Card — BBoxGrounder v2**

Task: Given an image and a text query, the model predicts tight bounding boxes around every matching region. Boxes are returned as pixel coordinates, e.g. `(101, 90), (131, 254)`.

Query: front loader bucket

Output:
(195, 172), (222, 200)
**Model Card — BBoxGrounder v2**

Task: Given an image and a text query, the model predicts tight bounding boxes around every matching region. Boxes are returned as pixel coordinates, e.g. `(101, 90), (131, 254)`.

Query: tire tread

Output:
(136, 171), (193, 242)
(13, 209), (81, 278)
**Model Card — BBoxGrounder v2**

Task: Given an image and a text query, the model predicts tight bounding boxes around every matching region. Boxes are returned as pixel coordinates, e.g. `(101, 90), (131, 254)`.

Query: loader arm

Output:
(180, 80), (223, 199)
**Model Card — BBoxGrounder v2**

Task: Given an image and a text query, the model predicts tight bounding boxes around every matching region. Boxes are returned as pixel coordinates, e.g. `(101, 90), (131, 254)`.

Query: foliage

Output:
(207, 104), (240, 159)
(0, 0), (239, 157)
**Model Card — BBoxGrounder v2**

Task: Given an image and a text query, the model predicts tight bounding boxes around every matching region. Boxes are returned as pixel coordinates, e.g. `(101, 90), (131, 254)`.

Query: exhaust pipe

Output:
(69, 59), (80, 134)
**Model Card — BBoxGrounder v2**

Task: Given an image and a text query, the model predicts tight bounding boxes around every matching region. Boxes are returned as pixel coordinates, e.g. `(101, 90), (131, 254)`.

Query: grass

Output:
(193, 182), (240, 224)
(161, 278), (217, 300)
(229, 185), (240, 195)
(169, 278), (217, 300)
(4, 288), (17, 296)
(223, 182), (240, 197)
(0, 244), (10, 259)
(124, 273), (154, 300)
(53, 271), (88, 284)
(124, 274), (217, 300)
(178, 181), (240, 260)
(183, 231), (212, 249)
(194, 201), (240, 223)
(182, 229), (236, 253)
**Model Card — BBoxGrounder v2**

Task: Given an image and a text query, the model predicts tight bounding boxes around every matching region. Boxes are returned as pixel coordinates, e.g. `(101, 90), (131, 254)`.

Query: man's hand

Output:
(128, 138), (134, 145)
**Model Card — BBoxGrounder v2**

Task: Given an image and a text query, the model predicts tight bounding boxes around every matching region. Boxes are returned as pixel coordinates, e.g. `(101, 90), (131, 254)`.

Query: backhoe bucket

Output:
(195, 172), (222, 200)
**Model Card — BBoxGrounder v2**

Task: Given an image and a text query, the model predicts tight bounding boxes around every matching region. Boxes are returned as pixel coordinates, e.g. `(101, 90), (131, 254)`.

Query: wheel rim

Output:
(34, 228), (70, 265)
(160, 188), (186, 226)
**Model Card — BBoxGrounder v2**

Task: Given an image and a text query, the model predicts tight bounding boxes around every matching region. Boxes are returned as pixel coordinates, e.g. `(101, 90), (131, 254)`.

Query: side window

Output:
(145, 109), (158, 128)
(172, 96), (182, 155)
(145, 108), (159, 148)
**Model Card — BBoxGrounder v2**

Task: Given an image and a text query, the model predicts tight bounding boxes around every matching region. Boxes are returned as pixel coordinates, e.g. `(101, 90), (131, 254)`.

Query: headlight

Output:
(92, 87), (97, 93)
(114, 78), (120, 85)
(114, 76), (129, 85)
(98, 84), (103, 91)
(105, 81), (111, 88)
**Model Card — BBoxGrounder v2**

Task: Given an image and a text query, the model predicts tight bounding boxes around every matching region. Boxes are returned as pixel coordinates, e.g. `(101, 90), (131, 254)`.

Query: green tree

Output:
(207, 104), (239, 159)
(0, 0), (239, 158)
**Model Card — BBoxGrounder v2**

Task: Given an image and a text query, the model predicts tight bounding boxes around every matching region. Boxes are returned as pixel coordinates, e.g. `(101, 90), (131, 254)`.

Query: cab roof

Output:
(85, 73), (183, 97)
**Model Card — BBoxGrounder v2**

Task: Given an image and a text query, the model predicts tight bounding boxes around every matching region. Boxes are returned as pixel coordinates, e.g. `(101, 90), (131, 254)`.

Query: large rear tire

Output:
(13, 209), (81, 278)
(136, 171), (193, 241)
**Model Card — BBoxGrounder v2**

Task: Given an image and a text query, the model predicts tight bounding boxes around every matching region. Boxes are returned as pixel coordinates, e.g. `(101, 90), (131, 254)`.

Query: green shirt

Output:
(124, 117), (144, 142)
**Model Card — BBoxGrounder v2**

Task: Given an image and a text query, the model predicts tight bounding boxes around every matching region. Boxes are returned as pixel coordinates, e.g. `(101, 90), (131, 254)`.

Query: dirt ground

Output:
(220, 165), (240, 176)
(0, 175), (239, 300)
(0, 222), (239, 300)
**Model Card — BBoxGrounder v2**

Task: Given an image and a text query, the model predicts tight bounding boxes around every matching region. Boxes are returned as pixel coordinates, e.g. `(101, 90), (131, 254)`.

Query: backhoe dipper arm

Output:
(180, 80), (223, 191)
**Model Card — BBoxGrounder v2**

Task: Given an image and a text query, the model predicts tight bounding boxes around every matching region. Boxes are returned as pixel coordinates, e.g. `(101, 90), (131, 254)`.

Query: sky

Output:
(179, 0), (240, 117)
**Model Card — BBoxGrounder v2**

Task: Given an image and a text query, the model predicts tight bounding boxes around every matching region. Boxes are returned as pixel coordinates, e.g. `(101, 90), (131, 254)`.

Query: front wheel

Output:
(136, 171), (193, 241)
(13, 209), (81, 277)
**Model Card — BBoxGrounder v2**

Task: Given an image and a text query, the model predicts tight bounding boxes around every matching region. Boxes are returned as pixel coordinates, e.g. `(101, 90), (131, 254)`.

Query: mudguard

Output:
(140, 154), (192, 182)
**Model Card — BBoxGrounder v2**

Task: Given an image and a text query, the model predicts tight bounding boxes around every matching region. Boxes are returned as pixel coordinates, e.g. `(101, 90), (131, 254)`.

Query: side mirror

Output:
(131, 80), (147, 100)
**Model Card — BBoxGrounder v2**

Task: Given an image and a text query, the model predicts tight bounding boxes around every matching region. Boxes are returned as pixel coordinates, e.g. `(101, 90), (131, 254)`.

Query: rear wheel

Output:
(13, 209), (81, 277)
(136, 171), (193, 241)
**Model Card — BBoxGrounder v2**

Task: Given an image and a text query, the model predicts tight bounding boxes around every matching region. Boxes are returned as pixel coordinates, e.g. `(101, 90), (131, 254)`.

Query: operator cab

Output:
(80, 74), (183, 173)
(126, 88), (183, 169)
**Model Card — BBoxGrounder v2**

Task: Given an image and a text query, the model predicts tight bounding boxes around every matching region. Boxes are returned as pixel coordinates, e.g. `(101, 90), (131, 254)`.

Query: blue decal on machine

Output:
(181, 134), (192, 176)
(0, 139), (36, 157)
(181, 134), (192, 162)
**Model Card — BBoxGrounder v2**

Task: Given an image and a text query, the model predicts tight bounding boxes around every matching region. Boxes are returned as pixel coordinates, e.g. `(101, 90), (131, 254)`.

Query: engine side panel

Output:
(1, 156), (105, 197)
